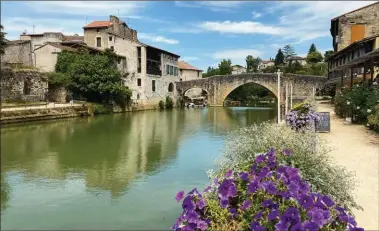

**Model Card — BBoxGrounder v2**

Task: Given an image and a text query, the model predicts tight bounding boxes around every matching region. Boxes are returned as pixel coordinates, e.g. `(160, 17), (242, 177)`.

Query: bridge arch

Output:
(221, 81), (278, 104)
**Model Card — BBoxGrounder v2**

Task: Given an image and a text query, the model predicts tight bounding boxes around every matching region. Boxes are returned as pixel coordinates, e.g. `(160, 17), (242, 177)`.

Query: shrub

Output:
(211, 122), (359, 211)
(173, 148), (363, 231)
(285, 102), (321, 132)
(368, 106), (379, 132)
(159, 100), (165, 110)
(90, 103), (113, 114)
(166, 96), (174, 109)
(46, 72), (72, 87)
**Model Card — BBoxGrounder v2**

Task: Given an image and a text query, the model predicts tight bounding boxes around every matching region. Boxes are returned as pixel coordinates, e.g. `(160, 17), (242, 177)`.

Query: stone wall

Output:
(48, 85), (67, 103)
(2, 41), (32, 66)
(337, 3), (379, 51)
(180, 69), (201, 81)
(0, 68), (48, 102)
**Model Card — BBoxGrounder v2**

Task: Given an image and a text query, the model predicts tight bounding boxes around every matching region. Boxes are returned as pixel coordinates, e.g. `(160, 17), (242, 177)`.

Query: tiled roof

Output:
(178, 61), (202, 71)
(64, 35), (84, 41)
(262, 60), (274, 64)
(44, 42), (77, 52)
(83, 21), (112, 28)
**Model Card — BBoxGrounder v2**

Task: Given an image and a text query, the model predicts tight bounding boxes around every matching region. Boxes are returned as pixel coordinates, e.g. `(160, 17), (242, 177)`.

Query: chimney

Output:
(132, 29), (138, 41)
(109, 15), (119, 24)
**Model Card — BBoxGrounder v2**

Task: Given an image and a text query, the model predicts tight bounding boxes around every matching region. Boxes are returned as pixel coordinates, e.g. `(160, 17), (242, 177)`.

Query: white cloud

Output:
(24, 1), (145, 16)
(175, 1), (247, 12)
(211, 49), (263, 65)
(251, 11), (262, 19)
(138, 33), (179, 45)
(199, 21), (283, 35)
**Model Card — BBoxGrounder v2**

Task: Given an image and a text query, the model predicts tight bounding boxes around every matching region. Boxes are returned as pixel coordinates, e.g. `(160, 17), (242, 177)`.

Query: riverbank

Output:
(316, 101), (379, 230)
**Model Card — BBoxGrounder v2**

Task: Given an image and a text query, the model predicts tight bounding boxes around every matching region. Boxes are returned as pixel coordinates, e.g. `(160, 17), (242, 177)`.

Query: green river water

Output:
(1, 107), (276, 230)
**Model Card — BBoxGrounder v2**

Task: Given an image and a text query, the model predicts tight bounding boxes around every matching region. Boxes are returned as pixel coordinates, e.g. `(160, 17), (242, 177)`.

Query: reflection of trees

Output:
(1, 111), (184, 198)
(1, 174), (10, 213)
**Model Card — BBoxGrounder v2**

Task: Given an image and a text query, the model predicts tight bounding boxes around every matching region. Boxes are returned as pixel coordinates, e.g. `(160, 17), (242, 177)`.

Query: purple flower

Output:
(253, 210), (263, 220)
(268, 209), (279, 221)
(188, 188), (201, 196)
(283, 149), (293, 156)
(261, 199), (277, 209)
(186, 211), (200, 223)
(339, 213), (349, 222)
(303, 221), (319, 231)
(250, 221), (265, 231)
(225, 169), (232, 178)
(279, 191), (291, 199)
(310, 209), (327, 226)
(321, 195), (335, 207)
(298, 194), (314, 210)
(220, 197), (229, 208)
(255, 155), (265, 163)
(282, 207), (300, 224)
(349, 226), (364, 231)
(218, 179), (237, 199)
(229, 207), (237, 217)
(196, 220), (208, 231)
(248, 180), (259, 194)
(196, 198), (206, 210)
(176, 191), (185, 202)
(275, 221), (290, 231)
(288, 182), (300, 194)
(299, 181), (310, 194)
(181, 225), (194, 231)
(240, 200), (251, 211)
(277, 165), (287, 174)
(203, 186), (211, 193)
(262, 181), (277, 195)
(291, 222), (304, 231)
(182, 196), (195, 212)
(258, 167), (270, 178)
(239, 172), (249, 181)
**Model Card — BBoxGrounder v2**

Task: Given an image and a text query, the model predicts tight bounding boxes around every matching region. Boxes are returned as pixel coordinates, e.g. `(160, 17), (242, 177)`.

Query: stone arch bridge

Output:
(176, 73), (326, 107)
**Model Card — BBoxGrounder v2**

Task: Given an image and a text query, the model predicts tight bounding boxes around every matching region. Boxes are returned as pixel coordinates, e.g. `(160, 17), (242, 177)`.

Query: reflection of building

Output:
(231, 65), (247, 74)
(326, 2), (379, 88)
(178, 61), (202, 81)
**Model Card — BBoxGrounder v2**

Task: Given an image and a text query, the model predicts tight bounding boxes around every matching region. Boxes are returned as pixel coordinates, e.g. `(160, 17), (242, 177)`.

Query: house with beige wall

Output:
(178, 61), (202, 81)
(83, 15), (181, 109)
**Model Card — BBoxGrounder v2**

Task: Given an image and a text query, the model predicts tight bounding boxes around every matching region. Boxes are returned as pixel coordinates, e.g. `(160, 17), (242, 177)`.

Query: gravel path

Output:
(1, 103), (84, 111)
(316, 102), (379, 230)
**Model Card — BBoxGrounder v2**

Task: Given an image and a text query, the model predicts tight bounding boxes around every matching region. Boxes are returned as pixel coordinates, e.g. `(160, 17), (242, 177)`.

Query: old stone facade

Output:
(1, 40), (32, 66)
(331, 2), (379, 52)
(0, 68), (48, 102)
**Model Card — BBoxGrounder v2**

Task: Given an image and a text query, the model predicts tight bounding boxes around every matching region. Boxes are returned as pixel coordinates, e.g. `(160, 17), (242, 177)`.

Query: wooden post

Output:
(285, 82), (288, 115)
(340, 70), (344, 89)
(363, 63), (366, 82)
(370, 60), (374, 82)
(350, 67), (353, 88)
(290, 82), (293, 109)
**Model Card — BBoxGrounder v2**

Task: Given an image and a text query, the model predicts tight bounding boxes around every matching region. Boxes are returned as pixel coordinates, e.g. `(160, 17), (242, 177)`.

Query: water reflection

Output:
(1, 107), (275, 229)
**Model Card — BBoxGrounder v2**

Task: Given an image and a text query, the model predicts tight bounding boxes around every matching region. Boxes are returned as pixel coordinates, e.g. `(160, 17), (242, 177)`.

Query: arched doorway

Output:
(168, 82), (174, 92)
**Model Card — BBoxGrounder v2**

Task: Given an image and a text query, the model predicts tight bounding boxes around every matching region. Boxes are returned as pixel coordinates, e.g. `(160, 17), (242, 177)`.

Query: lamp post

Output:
(285, 82), (288, 115)
(275, 69), (283, 124)
(290, 82), (293, 109)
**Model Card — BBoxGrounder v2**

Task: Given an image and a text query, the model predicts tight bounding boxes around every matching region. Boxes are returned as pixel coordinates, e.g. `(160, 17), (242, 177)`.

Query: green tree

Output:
(274, 49), (285, 66)
(0, 25), (7, 55)
(246, 55), (261, 73)
(324, 50), (334, 61)
(306, 51), (323, 64)
(218, 59), (233, 75)
(203, 66), (219, 78)
(308, 43), (317, 54)
(283, 44), (296, 61)
(55, 49), (131, 106)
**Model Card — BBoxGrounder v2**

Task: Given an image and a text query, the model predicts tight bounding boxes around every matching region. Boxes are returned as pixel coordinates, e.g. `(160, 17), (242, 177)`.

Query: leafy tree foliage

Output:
(308, 43), (317, 54)
(0, 25), (7, 55)
(46, 72), (72, 87)
(274, 49), (285, 66)
(203, 66), (220, 78)
(324, 50), (334, 61)
(218, 59), (233, 75)
(226, 83), (275, 102)
(245, 55), (261, 73)
(307, 51), (324, 63)
(283, 44), (296, 61)
(55, 49), (131, 106)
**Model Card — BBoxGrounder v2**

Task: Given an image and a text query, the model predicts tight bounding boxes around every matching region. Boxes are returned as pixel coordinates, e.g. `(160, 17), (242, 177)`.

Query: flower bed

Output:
(172, 148), (363, 231)
(285, 103), (321, 132)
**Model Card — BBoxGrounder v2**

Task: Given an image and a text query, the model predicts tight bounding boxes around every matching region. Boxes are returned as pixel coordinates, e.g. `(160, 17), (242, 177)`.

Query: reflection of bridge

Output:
(176, 73), (326, 107)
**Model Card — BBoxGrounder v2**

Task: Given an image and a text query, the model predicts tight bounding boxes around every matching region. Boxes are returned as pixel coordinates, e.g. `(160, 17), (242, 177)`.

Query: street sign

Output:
(315, 112), (330, 132)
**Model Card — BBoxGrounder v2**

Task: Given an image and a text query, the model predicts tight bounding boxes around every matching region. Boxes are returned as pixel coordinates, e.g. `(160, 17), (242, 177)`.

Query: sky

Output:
(1, 1), (377, 71)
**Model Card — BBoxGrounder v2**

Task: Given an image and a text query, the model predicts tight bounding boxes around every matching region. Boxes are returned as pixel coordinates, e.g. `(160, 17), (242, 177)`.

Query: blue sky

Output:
(1, 1), (376, 70)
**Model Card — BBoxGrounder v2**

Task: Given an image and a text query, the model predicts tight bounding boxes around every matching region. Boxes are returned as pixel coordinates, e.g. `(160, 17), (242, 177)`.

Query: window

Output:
(168, 82), (174, 92)
(97, 28), (100, 32)
(137, 78), (141, 86)
(170, 66), (173, 75)
(166, 65), (170, 75)
(152, 80), (156, 92)
(23, 81), (31, 95)
(110, 46), (114, 51)
(197, 71), (200, 77)
(137, 47), (141, 57)
(180, 70), (182, 76)
(174, 67), (177, 76)
(351, 24), (365, 44)
(96, 37), (101, 47)
(109, 36), (113, 41)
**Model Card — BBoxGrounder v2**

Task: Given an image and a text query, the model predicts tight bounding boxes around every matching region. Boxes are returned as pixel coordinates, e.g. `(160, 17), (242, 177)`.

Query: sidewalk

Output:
(1, 103), (83, 112)
(316, 101), (379, 230)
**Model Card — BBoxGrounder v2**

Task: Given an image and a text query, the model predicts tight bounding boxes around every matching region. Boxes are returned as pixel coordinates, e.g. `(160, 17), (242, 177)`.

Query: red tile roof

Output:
(178, 61), (202, 71)
(83, 21), (112, 29)
(261, 60), (274, 64)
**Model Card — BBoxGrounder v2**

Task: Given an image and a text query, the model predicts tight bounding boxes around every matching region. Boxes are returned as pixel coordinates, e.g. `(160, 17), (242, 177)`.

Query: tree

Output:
(246, 55), (261, 73)
(283, 44), (296, 61)
(218, 59), (233, 75)
(306, 51), (323, 64)
(274, 49), (285, 66)
(0, 25), (7, 55)
(308, 43), (317, 54)
(203, 66), (219, 78)
(324, 50), (334, 61)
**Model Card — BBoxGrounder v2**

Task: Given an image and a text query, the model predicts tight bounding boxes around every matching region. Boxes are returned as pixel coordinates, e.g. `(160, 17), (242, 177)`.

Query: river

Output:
(1, 107), (276, 230)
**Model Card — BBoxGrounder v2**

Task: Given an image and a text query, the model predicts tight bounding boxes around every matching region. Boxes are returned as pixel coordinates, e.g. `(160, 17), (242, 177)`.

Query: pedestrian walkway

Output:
(316, 102), (379, 230)
(1, 103), (83, 112)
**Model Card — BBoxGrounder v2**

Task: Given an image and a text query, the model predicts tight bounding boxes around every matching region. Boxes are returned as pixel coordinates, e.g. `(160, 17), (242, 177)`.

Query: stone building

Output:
(231, 65), (247, 75)
(258, 60), (275, 71)
(178, 61), (202, 81)
(330, 2), (379, 52)
(1, 40), (32, 66)
(0, 67), (48, 102)
(286, 56), (307, 66)
(83, 15), (181, 109)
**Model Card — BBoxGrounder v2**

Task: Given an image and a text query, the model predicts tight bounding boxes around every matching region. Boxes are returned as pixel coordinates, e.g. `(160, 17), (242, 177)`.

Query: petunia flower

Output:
(283, 149), (293, 156)
(262, 181), (277, 195)
(196, 220), (208, 231)
(229, 207), (237, 217)
(175, 191), (185, 202)
(248, 180), (259, 194)
(220, 197), (229, 208)
(240, 200), (251, 211)
(196, 198), (206, 210)
(239, 172), (249, 181)
(225, 169), (232, 178)
(268, 209), (279, 221)
(250, 221), (265, 231)
(298, 194), (314, 210)
(186, 211), (200, 224)
(182, 196), (195, 212)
